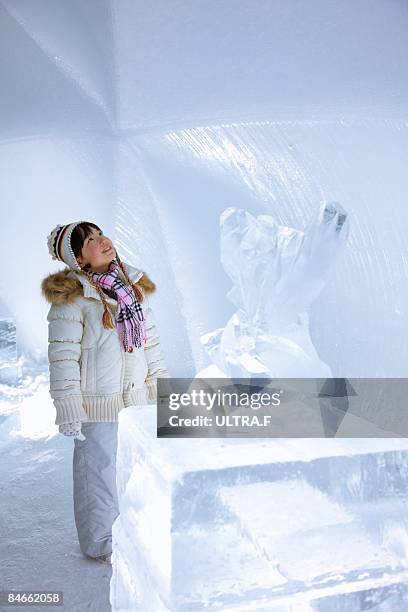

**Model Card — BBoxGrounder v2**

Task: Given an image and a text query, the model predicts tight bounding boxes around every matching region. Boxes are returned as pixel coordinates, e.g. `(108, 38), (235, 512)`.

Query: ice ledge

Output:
(119, 405), (408, 479)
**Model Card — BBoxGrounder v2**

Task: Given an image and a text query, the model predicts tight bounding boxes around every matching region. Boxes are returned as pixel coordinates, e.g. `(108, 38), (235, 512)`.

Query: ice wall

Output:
(0, 0), (407, 375)
(0, 0), (116, 355)
(1, 1), (408, 610)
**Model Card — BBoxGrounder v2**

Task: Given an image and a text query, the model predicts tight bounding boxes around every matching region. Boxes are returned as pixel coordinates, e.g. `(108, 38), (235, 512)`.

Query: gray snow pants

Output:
(73, 422), (119, 558)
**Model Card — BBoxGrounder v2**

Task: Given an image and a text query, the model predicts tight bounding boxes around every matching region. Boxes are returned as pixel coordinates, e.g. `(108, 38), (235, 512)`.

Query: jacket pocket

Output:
(79, 348), (96, 394)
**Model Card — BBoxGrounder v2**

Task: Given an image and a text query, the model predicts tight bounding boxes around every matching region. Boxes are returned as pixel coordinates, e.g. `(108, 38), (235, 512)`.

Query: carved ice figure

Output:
(200, 202), (349, 379)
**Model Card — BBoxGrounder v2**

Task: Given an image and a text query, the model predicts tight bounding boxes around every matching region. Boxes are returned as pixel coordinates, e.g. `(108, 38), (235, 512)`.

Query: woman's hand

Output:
(59, 420), (86, 441)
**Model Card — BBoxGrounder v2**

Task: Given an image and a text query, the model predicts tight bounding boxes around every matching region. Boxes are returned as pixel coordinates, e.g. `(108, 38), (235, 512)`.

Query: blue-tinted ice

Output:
(200, 203), (348, 379)
(0, 0), (407, 609)
(110, 407), (408, 611)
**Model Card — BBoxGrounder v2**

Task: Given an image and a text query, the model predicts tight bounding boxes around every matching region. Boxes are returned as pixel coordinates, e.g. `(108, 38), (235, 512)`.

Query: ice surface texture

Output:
(0, 318), (18, 385)
(0, 0), (407, 377)
(0, 1), (407, 609)
(201, 202), (348, 378)
(110, 407), (408, 611)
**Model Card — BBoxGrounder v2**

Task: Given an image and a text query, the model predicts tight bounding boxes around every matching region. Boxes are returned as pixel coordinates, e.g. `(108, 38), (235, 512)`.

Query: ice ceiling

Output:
(0, 0), (407, 377)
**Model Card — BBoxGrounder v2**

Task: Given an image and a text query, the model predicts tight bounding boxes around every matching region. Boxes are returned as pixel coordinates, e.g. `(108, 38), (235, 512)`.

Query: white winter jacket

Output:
(41, 262), (169, 425)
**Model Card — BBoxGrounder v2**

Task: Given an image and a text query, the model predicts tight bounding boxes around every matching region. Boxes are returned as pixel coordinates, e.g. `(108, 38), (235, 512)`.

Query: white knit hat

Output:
(46, 222), (87, 270)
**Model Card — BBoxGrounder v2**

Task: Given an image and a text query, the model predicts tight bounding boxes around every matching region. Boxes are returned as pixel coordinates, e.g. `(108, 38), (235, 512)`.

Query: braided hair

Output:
(80, 251), (145, 330)
(70, 222), (145, 330)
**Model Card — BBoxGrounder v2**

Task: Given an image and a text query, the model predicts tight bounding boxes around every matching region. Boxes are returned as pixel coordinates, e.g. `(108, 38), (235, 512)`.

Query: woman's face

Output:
(76, 227), (116, 273)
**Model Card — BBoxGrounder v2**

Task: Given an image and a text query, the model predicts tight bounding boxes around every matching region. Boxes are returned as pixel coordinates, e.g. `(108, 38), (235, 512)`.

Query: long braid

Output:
(79, 252), (145, 330)
(81, 268), (116, 330)
(115, 252), (145, 305)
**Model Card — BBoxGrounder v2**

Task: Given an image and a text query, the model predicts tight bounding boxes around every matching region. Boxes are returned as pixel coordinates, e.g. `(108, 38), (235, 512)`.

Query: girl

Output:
(41, 221), (169, 564)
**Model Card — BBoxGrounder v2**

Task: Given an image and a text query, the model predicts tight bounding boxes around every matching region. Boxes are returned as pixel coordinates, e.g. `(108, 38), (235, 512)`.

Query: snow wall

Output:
(0, 0), (408, 378)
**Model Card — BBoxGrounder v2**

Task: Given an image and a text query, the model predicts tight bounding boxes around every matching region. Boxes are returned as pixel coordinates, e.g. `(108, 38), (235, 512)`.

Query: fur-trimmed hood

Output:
(41, 262), (156, 305)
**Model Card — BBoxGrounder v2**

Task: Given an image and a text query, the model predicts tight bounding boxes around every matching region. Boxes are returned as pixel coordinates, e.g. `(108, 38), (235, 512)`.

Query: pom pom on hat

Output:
(47, 222), (87, 271)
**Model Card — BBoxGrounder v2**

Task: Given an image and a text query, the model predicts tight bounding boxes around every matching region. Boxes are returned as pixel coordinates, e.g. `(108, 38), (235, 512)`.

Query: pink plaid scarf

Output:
(88, 260), (147, 351)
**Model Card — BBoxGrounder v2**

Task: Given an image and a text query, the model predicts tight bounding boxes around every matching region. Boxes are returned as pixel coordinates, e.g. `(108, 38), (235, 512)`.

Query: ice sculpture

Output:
(200, 201), (348, 379)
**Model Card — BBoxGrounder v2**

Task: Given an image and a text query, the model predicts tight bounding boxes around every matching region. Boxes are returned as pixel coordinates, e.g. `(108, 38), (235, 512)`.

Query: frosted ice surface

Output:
(111, 407), (408, 611)
(0, 0), (407, 609)
(0, 318), (18, 385)
(220, 481), (401, 583)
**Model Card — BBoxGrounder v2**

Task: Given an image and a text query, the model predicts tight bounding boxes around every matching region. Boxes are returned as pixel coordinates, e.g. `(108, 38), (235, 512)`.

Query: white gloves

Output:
(59, 420), (86, 441)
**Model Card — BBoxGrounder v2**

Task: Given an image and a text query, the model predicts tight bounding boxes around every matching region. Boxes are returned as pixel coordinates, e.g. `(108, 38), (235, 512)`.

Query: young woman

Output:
(41, 221), (169, 564)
